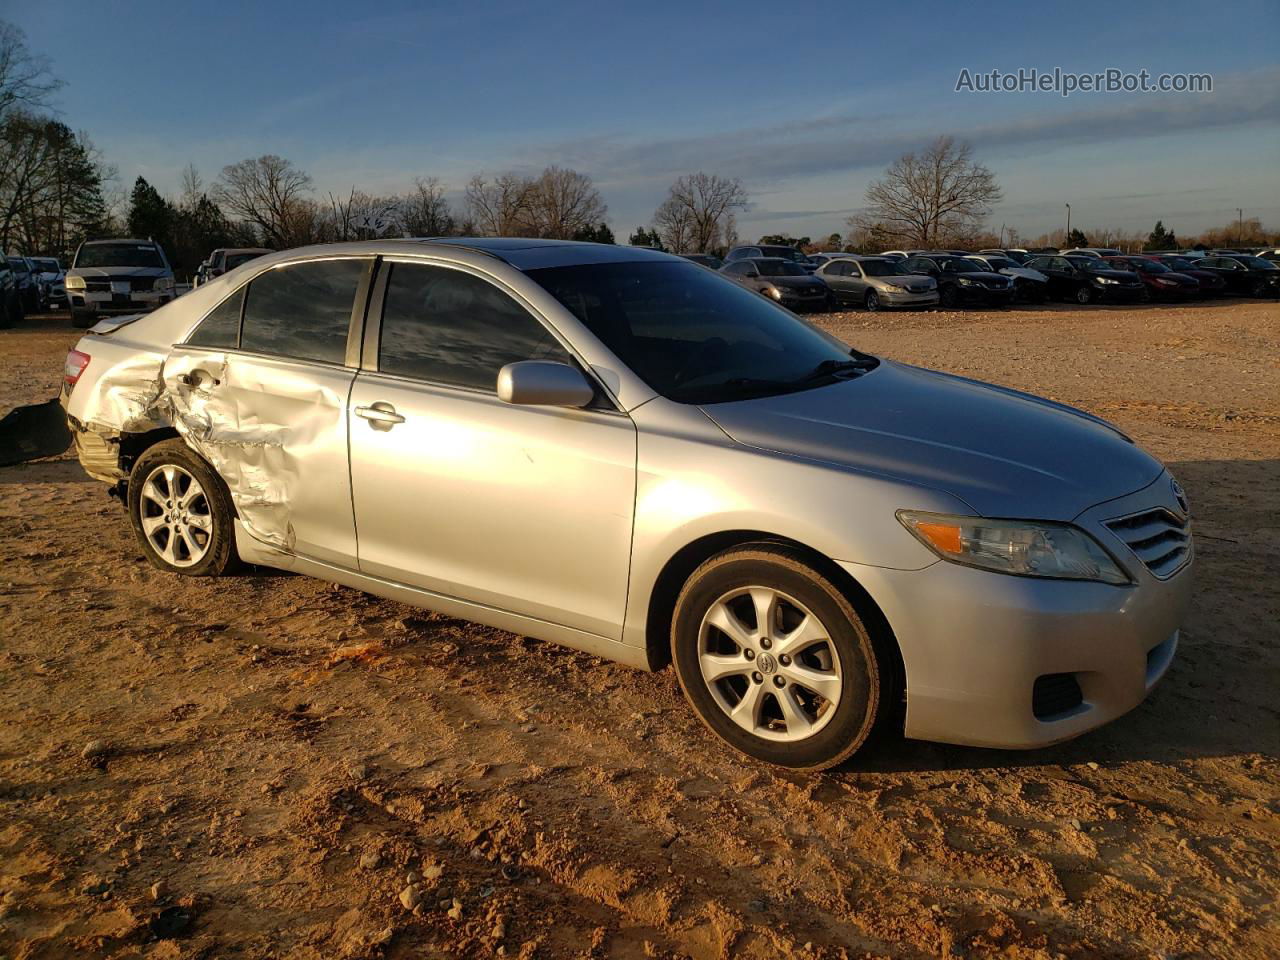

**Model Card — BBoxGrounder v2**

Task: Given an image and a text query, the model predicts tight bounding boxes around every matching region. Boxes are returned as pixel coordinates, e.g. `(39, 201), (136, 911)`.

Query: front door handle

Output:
(354, 402), (405, 430)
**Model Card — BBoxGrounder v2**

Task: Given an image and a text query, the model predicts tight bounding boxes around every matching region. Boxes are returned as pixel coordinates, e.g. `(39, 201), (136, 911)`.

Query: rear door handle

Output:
(354, 402), (405, 430)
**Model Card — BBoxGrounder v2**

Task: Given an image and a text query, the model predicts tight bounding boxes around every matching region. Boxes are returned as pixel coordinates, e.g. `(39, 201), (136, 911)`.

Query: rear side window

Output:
(240, 259), (365, 364)
(377, 263), (570, 391)
(187, 289), (243, 348)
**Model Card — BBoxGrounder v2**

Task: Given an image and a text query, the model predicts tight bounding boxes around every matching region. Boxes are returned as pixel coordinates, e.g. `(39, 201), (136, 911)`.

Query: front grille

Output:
(83, 277), (153, 291)
(1033, 673), (1083, 719)
(1105, 507), (1191, 579)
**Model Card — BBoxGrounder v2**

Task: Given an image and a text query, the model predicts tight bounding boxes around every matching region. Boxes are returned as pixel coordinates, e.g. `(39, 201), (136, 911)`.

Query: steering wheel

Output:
(672, 337), (730, 386)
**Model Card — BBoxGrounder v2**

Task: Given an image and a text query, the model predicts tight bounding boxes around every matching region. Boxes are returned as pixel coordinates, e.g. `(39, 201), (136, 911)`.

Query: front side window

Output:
(377, 263), (571, 391)
(528, 260), (865, 405)
(240, 258), (365, 364)
(187, 288), (244, 348)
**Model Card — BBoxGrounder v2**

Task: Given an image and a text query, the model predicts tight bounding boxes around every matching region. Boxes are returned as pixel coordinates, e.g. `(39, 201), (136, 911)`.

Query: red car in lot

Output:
(1147, 255), (1229, 296)
(1104, 256), (1199, 300)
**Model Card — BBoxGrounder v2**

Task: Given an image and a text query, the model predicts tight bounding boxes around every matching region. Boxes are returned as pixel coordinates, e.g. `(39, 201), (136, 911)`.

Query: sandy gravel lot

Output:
(1, 300), (1277, 959)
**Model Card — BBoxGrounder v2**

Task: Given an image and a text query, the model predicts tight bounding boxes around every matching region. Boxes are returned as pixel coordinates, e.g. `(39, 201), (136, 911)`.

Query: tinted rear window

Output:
(240, 259), (365, 364)
(186, 289), (244, 349)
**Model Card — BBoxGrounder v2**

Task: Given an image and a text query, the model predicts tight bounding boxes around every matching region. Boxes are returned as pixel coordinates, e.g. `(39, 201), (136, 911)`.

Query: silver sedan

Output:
(62, 239), (1192, 769)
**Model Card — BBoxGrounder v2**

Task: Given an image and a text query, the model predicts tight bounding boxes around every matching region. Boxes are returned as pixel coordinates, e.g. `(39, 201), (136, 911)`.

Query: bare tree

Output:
(213, 155), (314, 248)
(652, 172), (748, 253)
(398, 176), (457, 236)
(526, 166), (607, 239)
(327, 186), (400, 241)
(0, 20), (61, 120)
(465, 173), (536, 236)
(853, 136), (1001, 248)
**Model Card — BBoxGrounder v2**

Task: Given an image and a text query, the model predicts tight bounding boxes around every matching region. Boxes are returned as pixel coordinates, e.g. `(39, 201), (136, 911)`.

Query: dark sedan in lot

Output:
(1104, 256), (1199, 300)
(1025, 255), (1146, 304)
(1188, 254), (1280, 298)
(720, 257), (833, 310)
(900, 253), (1014, 308)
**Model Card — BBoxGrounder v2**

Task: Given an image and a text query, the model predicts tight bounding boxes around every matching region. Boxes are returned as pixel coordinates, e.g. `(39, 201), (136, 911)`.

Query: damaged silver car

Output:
(62, 239), (1193, 770)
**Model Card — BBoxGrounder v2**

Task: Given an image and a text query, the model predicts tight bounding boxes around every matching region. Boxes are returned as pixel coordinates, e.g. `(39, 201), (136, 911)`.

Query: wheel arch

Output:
(118, 429), (239, 520)
(642, 529), (906, 723)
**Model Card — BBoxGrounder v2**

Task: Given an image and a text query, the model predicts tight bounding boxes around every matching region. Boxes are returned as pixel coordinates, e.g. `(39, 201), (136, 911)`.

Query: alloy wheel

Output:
(697, 586), (843, 742)
(865, 290), (880, 311)
(138, 464), (213, 568)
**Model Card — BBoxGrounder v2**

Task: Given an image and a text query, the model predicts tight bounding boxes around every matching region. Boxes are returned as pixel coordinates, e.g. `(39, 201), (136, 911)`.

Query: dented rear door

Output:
(163, 256), (375, 563)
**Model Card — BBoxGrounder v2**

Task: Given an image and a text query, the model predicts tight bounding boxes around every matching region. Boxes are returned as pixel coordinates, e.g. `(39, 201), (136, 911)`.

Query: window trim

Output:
(181, 254), (376, 368)
(363, 256), (620, 411)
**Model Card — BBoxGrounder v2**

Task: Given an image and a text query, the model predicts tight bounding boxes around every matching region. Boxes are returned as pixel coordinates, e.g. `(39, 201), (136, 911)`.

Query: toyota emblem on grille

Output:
(1170, 477), (1189, 515)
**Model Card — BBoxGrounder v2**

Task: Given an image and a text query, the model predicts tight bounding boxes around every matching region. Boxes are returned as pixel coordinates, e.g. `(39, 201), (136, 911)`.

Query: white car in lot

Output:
(65, 239), (177, 328)
(965, 254), (1050, 302)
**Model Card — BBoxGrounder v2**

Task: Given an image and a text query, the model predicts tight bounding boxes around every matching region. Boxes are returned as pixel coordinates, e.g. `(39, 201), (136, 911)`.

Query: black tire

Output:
(127, 439), (240, 577)
(939, 285), (958, 308)
(864, 289), (880, 312)
(671, 545), (888, 770)
(0, 295), (13, 329)
(1249, 279), (1267, 298)
(1074, 284), (1093, 305)
(71, 309), (95, 328)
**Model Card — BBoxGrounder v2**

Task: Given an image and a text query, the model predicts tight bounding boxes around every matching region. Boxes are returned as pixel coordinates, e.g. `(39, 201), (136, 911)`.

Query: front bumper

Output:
(956, 284), (1014, 305)
(70, 291), (172, 314)
(1095, 284), (1146, 302)
(842, 477), (1194, 749)
(880, 288), (939, 307)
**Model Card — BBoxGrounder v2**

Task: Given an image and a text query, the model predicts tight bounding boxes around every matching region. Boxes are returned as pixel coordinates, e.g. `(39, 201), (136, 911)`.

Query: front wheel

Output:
(939, 285), (958, 308)
(1075, 285), (1093, 305)
(864, 289), (881, 311)
(71, 309), (95, 328)
(671, 546), (887, 770)
(128, 439), (240, 576)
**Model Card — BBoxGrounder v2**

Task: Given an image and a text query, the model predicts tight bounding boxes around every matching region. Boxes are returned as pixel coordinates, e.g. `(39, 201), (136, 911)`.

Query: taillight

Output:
(64, 349), (91, 387)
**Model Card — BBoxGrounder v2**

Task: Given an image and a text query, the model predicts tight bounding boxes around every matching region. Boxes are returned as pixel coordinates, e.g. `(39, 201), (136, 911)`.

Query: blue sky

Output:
(14, 0), (1280, 242)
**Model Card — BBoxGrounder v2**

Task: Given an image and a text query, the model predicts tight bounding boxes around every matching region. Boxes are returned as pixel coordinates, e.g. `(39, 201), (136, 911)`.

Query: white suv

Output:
(65, 239), (176, 328)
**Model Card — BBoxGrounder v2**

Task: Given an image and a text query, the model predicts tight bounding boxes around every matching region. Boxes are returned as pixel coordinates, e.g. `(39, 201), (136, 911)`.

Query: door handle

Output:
(354, 402), (405, 430)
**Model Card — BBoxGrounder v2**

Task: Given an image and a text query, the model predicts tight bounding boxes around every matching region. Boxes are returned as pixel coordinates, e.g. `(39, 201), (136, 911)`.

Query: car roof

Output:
(82, 238), (158, 246)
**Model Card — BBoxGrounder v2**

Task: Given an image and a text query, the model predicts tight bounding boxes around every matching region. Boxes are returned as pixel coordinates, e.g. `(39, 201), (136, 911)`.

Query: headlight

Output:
(1095, 277), (1118, 285)
(1154, 277), (1174, 285)
(765, 285), (782, 300)
(154, 276), (175, 291)
(897, 511), (1131, 584)
(957, 277), (976, 286)
(65, 275), (86, 290)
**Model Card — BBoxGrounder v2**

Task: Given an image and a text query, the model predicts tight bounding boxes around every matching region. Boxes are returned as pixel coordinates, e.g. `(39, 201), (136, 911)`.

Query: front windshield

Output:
(1002, 251), (1029, 264)
(757, 260), (808, 277)
(1163, 257), (1195, 270)
(32, 258), (61, 272)
(1081, 259), (1123, 274)
(1236, 256), (1277, 270)
(860, 259), (905, 277)
(7, 258), (29, 274)
(75, 243), (164, 269)
(981, 257), (1015, 270)
(939, 258), (981, 273)
(527, 260), (867, 405)
(1132, 259), (1168, 273)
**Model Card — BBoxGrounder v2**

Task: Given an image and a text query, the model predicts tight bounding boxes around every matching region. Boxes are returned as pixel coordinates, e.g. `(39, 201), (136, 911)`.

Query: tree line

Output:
(2, 19), (1274, 279)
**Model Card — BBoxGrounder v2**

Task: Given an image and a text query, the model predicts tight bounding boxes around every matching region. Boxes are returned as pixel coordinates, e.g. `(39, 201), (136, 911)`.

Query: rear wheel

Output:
(864, 289), (881, 311)
(671, 546), (887, 770)
(128, 439), (240, 577)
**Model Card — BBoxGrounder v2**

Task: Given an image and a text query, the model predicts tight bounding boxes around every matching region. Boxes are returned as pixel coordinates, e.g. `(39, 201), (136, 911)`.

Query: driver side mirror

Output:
(497, 360), (595, 408)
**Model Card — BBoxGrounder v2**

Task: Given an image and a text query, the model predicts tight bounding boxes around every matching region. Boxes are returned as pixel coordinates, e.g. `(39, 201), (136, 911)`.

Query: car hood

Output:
(69, 266), (170, 278)
(1000, 267), (1047, 282)
(700, 359), (1162, 520)
(948, 270), (1008, 283)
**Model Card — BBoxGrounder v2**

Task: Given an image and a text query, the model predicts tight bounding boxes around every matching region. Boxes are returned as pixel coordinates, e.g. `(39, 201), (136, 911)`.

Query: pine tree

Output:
(1144, 221), (1177, 251)
(127, 176), (174, 245)
(1066, 227), (1089, 248)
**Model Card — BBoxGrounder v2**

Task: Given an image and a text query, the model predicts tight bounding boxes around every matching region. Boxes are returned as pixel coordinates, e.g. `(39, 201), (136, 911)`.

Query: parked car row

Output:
(678, 244), (1280, 312)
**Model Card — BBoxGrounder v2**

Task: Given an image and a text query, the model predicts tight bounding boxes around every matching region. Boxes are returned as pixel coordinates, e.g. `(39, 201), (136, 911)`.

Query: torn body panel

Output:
(161, 348), (357, 561)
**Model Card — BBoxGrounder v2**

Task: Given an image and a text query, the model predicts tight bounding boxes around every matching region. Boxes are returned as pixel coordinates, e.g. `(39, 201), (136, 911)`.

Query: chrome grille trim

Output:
(1104, 507), (1192, 579)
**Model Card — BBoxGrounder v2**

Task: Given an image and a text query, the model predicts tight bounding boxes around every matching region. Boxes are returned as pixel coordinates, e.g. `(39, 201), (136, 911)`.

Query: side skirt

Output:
(234, 521), (651, 670)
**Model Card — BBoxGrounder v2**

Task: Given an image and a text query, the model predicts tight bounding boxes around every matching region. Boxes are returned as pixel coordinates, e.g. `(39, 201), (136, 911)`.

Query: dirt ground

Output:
(1, 299), (1276, 960)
